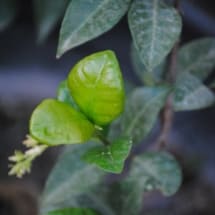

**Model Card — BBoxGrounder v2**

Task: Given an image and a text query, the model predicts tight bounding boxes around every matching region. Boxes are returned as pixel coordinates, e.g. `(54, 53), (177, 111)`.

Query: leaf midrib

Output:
(148, 0), (158, 69)
(62, 0), (110, 47)
(124, 89), (167, 137)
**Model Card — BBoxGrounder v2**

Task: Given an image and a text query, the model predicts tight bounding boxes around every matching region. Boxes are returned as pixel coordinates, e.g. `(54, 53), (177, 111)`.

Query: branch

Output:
(155, 96), (174, 149)
(155, 0), (180, 149)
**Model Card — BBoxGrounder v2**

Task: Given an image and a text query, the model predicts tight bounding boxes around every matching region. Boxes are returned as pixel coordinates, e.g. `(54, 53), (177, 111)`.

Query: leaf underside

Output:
(57, 0), (131, 57)
(177, 37), (215, 80)
(121, 86), (171, 144)
(120, 151), (182, 215)
(130, 43), (166, 85)
(128, 0), (182, 71)
(174, 73), (215, 111)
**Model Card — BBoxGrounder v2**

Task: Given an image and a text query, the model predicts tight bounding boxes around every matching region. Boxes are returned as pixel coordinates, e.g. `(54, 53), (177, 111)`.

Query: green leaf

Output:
(122, 86), (171, 144)
(30, 99), (95, 146)
(174, 73), (215, 111)
(0, 0), (17, 31)
(128, 0), (182, 71)
(46, 208), (99, 215)
(130, 44), (166, 85)
(126, 151), (182, 195)
(68, 50), (125, 126)
(178, 38), (215, 80)
(33, 0), (68, 42)
(83, 137), (132, 173)
(57, 80), (79, 109)
(120, 151), (182, 215)
(40, 144), (106, 214)
(57, 0), (131, 57)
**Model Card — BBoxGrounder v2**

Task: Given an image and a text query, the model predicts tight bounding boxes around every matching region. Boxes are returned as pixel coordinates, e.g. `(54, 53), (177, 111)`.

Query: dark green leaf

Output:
(178, 38), (215, 80)
(68, 50), (125, 126)
(118, 184), (142, 215)
(83, 137), (132, 173)
(57, 80), (79, 109)
(57, 0), (131, 57)
(121, 86), (171, 144)
(0, 0), (17, 31)
(30, 99), (95, 146)
(40, 144), (106, 214)
(33, 0), (68, 42)
(174, 73), (215, 111)
(130, 44), (166, 85)
(120, 151), (182, 215)
(127, 151), (182, 196)
(128, 0), (181, 71)
(46, 207), (99, 215)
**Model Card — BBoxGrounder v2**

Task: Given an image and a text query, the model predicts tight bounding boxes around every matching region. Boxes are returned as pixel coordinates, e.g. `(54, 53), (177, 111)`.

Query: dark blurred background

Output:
(0, 0), (215, 214)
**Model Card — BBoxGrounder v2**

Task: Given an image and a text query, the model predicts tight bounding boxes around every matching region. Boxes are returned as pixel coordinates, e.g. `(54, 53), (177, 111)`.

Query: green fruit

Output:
(30, 99), (95, 146)
(68, 50), (125, 126)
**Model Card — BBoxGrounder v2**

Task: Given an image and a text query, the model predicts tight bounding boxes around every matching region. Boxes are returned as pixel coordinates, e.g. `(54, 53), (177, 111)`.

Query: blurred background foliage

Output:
(0, 0), (215, 214)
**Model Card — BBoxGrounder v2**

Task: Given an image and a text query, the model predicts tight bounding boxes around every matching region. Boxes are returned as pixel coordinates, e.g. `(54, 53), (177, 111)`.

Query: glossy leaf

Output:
(57, 0), (131, 57)
(178, 38), (215, 80)
(68, 50), (125, 126)
(57, 80), (79, 109)
(30, 99), (95, 146)
(120, 151), (182, 215)
(83, 137), (132, 173)
(33, 0), (68, 41)
(40, 144), (106, 214)
(174, 73), (215, 111)
(0, 0), (17, 31)
(122, 86), (171, 144)
(46, 208), (99, 215)
(130, 44), (166, 85)
(128, 0), (182, 71)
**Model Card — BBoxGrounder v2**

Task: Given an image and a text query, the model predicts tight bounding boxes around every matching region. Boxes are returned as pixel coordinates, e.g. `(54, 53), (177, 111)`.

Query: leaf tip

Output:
(56, 49), (62, 59)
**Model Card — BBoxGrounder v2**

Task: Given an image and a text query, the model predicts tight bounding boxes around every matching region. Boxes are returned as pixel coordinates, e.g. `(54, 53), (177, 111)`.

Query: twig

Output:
(155, 0), (180, 150)
(167, 42), (179, 83)
(174, 0), (180, 9)
(155, 96), (174, 149)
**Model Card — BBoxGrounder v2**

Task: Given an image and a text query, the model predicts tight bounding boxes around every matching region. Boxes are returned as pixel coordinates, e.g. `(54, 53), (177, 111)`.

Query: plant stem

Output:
(174, 0), (180, 10)
(155, 0), (180, 149)
(156, 96), (174, 149)
(167, 42), (179, 83)
(95, 131), (111, 146)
